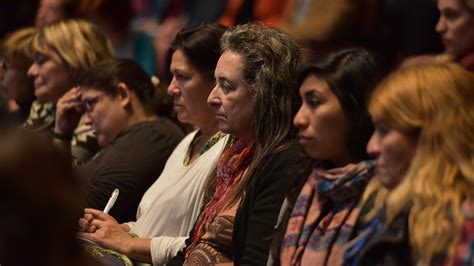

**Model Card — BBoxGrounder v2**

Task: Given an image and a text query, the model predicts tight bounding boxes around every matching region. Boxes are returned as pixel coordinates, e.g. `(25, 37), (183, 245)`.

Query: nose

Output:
(207, 84), (221, 108)
(366, 132), (380, 157)
(83, 112), (93, 125)
(27, 62), (38, 77)
(435, 16), (446, 34)
(293, 105), (308, 130)
(167, 76), (178, 95)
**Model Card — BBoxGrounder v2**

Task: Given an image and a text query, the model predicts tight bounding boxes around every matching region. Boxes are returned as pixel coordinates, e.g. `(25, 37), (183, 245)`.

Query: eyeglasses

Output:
(82, 93), (107, 113)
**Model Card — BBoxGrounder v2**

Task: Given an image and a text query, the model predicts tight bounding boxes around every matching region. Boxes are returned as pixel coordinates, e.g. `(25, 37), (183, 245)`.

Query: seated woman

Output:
(401, 0), (474, 70)
(77, 23), (230, 264)
(0, 27), (37, 127)
(27, 19), (112, 164)
(273, 48), (386, 266)
(343, 63), (474, 265)
(169, 22), (304, 265)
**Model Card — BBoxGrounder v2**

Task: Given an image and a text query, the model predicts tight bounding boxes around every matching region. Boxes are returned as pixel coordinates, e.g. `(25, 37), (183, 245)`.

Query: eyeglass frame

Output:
(82, 93), (108, 114)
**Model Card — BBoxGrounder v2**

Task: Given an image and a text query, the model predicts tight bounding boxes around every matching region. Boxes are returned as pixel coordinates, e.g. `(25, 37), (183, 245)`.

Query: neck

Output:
(237, 132), (255, 146)
(196, 119), (219, 141)
(126, 104), (157, 129)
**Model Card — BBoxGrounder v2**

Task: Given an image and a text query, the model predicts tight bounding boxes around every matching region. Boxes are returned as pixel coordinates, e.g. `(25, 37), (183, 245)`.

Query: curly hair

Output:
(218, 22), (303, 208)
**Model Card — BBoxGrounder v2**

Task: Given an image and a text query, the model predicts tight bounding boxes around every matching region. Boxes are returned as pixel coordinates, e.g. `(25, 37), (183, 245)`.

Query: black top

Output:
(169, 143), (304, 265)
(78, 118), (184, 223)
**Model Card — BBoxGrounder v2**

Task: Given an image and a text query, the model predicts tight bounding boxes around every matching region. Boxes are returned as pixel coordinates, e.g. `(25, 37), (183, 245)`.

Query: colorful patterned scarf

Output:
(185, 138), (254, 256)
(281, 160), (374, 266)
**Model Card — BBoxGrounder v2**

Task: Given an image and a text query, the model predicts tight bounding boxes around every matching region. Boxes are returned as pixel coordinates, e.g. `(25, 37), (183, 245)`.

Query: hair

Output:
(169, 23), (227, 80)
(0, 129), (98, 266)
(77, 58), (157, 114)
(219, 23), (303, 208)
(2, 27), (37, 67)
(366, 62), (474, 264)
(31, 19), (112, 81)
(461, 0), (474, 12)
(297, 48), (386, 162)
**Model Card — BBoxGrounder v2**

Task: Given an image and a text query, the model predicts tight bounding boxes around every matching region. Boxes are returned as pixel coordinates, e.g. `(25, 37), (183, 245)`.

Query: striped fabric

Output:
(281, 161), (374, 266)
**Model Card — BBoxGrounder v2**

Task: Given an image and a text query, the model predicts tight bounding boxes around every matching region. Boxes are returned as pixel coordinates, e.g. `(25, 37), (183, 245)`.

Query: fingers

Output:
(57, 89), (82, 109)
(84, 208), (115, 222)
(78, 217), (97, 233)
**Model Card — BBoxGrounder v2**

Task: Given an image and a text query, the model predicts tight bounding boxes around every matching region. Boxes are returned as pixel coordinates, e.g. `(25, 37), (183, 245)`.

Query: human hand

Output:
(55, 87), (83, 137)
(78, 208), (132, 252)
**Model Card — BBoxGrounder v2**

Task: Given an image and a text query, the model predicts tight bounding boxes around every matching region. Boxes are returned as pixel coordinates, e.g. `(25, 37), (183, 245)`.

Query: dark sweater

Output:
(78, 118), (184, 223)
(169, 143), (304, 265)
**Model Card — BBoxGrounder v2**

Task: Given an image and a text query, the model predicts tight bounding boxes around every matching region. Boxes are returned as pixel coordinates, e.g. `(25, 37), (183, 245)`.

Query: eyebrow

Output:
(302, 89), (320, 98)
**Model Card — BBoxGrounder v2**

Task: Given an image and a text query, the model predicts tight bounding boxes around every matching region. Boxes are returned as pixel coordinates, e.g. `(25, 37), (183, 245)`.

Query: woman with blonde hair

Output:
(343, 62), (474, 265)
(27, 18), (112, 164)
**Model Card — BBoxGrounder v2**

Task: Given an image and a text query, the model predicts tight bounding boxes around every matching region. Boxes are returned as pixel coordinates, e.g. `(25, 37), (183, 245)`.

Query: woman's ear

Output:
(116, 82), (131, 107)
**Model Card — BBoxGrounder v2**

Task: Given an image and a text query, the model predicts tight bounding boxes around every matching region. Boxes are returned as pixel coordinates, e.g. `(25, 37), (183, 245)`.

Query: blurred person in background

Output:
(0, 27), (37, 127)
(27, 19), (112, 164)
(0, 129), (100, 266)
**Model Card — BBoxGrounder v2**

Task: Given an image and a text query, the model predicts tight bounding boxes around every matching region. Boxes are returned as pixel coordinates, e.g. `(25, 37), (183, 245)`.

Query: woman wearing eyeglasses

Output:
(56, 57), (184, 224)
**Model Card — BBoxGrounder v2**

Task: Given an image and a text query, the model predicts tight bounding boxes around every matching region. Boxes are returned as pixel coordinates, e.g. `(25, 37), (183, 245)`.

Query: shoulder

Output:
(124, 118), (184, 142)
(253, 144), (305, 180)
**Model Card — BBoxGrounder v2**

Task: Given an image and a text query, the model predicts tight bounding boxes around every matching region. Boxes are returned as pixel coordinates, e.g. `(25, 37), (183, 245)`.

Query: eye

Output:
(376, 126), (389, 138)
(34, 54), (48, 65)
(442, 9), (460, 21)
(303, 95), (322, 108)
(175, 72), (190, 82)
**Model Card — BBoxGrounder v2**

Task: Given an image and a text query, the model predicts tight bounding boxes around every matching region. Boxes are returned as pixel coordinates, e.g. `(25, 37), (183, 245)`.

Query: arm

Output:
(52, 87), (84, 156)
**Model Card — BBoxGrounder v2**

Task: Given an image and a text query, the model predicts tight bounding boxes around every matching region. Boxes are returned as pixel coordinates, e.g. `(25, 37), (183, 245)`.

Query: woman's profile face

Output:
(168, 50), (216, 127)
(208, 50), (254, 142)
(1, 56), (34, 104)
(27, 46), (72, 104)
(293, 75), (352, 166)
(367, 122), (418, 190)
(436, 0), (474, 58)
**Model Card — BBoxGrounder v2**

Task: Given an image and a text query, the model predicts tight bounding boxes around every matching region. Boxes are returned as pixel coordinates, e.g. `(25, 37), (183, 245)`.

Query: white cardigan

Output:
(125, 131), (229, 265)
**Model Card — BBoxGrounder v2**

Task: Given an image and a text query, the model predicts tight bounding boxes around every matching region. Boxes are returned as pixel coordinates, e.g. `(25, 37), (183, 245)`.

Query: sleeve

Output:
(150, 236), (188, 265)
(124, 221), (136, 231)
(236, 146), (302, 264)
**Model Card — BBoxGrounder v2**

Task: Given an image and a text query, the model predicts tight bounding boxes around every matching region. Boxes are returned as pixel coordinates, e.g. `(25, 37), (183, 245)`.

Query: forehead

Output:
(215, 50), (244, 78)
(170, 50), (193, 70)
(438, 0), (463, 9)
(81, 87), (103, 98)
(299, 74), (334, 97)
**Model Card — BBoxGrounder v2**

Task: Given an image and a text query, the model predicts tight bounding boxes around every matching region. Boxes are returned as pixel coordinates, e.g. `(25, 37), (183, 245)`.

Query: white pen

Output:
(103, 188), (119, 214)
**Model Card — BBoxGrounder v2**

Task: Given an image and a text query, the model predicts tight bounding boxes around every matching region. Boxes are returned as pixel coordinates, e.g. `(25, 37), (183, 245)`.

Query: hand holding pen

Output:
(78, 188), (120, 233)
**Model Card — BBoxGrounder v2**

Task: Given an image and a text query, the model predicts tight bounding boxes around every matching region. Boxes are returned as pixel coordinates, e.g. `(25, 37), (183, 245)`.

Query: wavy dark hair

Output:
(77, 58), (158, 114)
(169, 23), (227, 80)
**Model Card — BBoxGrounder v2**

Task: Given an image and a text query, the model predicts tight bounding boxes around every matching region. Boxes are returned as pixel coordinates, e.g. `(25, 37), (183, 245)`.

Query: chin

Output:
(97, 136), (111, 148)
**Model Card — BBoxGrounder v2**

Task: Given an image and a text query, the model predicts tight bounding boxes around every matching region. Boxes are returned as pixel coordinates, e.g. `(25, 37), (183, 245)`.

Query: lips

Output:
(214, 113), (226, 120)
(297, 134), (313, 145)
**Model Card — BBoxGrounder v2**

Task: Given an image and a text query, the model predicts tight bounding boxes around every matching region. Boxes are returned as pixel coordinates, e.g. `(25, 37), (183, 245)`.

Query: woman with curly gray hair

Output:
(169, 22), (305, 265)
